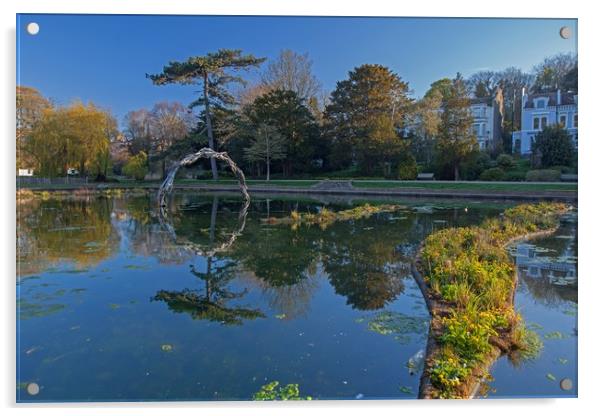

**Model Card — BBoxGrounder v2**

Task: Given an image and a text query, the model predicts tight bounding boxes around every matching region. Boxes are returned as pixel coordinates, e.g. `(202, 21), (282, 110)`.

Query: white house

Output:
(512, 89), (578, 155)
(402, 89), (504, 152)
(18, 168), (34, 177)
(469, 89), (504, 150)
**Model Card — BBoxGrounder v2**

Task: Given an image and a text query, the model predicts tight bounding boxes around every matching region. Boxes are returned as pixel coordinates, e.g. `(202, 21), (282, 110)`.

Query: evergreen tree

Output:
(324, 64), (412, 175)
(532, 125), (575, 168)
(148, 49), (266, 179)
(244, 89), (320, 176)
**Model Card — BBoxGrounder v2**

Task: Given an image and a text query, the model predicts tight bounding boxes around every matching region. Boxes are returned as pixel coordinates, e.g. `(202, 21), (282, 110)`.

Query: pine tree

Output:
(148, 49), (265, 179)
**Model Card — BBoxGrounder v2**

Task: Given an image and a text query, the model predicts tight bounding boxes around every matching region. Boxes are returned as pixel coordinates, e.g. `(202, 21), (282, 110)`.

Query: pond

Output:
(16, 192), (577, 401)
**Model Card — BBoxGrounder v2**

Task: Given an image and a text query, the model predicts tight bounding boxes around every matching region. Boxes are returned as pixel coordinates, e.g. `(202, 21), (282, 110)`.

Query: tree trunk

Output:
(266, 159), (270, 181)
(266, 131), (270, 181)
(454, 164), (460, 181)
(203, 74), (219, 180)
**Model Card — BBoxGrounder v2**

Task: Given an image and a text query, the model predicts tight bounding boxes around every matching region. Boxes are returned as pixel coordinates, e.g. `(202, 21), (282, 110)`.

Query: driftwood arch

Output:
(157, 148), (251, 258)
(157, 147), (250, 209)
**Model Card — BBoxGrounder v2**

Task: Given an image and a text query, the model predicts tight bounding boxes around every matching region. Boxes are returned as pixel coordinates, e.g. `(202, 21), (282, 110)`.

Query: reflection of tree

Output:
(321, 219), (410, 310)
(154, 263), (264, 325)
(114, 196), (195, 264)
(154, 195), (264, 325)
(17, 197), (118, 275)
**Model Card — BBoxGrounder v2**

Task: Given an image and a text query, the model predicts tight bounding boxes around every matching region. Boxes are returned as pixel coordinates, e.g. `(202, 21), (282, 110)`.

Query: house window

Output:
(473, 124), (479, 136)
(541, 117), (548, 129)
(533, 117), (540, 130)
(536, 99), (545, 109)
(574, 114), (578, 128)
(559, 115), (567, 128)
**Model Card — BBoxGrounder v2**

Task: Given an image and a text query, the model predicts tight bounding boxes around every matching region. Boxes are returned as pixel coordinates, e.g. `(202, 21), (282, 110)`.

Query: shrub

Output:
(397, 161), (418, 180)
(532, 125), (575, 168)
(389, 153), (418, 180)
(122, 152), (148, 181)
(460, 151), (492, 180)
(548, 165), (574, 174)
(496, 153), (515, 170)
(479, 167), (505, 181)
(525, 169), (561, 182)
(502, 170), (525, 181)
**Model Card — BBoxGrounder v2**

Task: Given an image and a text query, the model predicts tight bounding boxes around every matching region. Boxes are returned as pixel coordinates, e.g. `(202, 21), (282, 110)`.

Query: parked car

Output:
(67, 168), (80, 176)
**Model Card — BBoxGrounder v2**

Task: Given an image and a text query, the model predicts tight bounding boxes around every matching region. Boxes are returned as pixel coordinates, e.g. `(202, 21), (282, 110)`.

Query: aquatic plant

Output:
(252, 381), (312, 401)
(417, 202), (568, 398)
(263, 203), (403, 229)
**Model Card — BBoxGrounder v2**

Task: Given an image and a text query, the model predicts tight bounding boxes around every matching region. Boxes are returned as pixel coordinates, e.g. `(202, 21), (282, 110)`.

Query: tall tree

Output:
(412, 90), (443, 166)
(16, 86), (52, 170)
(561, 64), (578, 92)
(123, 108), (153, 155)
(148, 49), (266, 179)
(260, 49), (322, 101)
(532, 53), (577, 93)
(149, 101), (195, 177)
(244, 123), (287, 180)
(124, 103), (194, 178)
(324, 64), (412, 174)
(467, 70), (497, 97)
(424, 78), (454, 101)
(434, 74), (478, 180)
(244, 89), (320, 176)
(27, 102), (116, 178)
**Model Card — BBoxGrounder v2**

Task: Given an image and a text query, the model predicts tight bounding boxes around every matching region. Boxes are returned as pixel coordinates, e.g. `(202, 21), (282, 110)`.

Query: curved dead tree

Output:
(157, 148), (251, 258)
(158, 147), (250, 209)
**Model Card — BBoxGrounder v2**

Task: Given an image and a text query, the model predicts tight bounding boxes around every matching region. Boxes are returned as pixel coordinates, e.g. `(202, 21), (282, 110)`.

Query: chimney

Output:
(557, 89), (562, 106)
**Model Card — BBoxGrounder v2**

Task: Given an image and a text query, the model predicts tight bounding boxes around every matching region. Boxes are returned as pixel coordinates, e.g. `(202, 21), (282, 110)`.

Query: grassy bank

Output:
(18, 178), (576, 193)
(415, 202), (569, 398)
(351, 181), (576, 192)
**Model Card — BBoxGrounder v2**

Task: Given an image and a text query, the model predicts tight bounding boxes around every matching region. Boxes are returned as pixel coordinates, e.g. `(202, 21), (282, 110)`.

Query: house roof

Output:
(470, 97), (491, 106)
(525, 92), (577, 108)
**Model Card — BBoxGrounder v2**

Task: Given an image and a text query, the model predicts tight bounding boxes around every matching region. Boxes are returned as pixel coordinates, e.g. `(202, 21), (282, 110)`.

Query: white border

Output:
(3, 1), (600, 416)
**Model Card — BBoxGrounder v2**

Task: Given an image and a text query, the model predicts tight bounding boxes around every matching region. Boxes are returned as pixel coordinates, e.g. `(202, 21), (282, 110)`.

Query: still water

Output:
(16, 192), (577, 401)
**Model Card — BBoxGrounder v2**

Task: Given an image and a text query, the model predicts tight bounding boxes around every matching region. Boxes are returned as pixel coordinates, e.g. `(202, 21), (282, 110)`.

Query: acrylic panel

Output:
(16, 14), (578, 402)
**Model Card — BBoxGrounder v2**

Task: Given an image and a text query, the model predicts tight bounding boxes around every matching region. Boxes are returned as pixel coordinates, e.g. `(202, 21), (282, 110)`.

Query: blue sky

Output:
(17, 14), (577, 125)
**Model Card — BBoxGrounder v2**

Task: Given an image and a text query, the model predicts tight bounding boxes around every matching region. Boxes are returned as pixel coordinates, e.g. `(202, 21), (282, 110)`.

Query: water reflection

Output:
(511, 215), (578, 305)
(18, 197), (119, 276)
(153, 263), (265, 325)
(486, 212), (578, 398)
(20, 193), (551, 401)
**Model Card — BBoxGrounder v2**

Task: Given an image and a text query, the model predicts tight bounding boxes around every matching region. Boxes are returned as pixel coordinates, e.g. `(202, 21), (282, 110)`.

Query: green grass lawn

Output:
(183, 179), (576, 192)
(19, 178), (577, 193)
(180, 179), (320, 187)
(350, 181), (577, 192)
